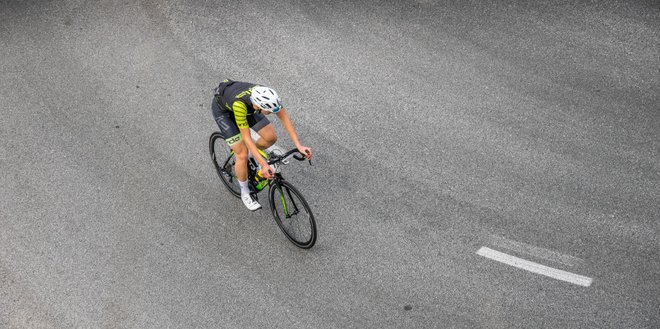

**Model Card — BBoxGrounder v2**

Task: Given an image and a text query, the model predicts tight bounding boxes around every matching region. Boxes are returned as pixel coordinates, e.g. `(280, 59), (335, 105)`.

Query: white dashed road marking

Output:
(488, 235), (584, 267)
(477, 247), (593, 287)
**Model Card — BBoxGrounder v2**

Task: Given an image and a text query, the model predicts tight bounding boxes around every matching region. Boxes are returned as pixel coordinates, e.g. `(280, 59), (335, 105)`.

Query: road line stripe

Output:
(489, 235), (583, 267)
(477, 247), (593, 287)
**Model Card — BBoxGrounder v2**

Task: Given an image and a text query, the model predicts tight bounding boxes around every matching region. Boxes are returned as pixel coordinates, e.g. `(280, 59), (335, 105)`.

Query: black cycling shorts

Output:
(211, 98), (270, 146)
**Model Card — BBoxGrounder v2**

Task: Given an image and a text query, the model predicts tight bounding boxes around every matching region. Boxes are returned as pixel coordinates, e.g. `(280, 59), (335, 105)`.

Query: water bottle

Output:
(255, 169), (268, 191)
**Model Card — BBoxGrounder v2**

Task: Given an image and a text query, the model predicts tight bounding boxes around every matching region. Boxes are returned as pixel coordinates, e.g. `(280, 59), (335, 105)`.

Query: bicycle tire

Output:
(209, 132), (241, 198)
(269, 179), (317, 249)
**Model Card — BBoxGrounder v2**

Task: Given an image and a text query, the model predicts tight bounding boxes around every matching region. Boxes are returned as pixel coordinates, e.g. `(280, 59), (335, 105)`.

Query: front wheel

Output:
(269, 180), (317, 249)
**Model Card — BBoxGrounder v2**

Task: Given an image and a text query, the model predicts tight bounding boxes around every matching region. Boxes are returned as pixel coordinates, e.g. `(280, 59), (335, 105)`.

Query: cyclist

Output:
(211, 79), (312, 211)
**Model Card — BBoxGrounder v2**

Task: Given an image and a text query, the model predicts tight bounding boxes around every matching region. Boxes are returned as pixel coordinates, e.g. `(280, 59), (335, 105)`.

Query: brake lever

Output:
(304, 150), (312, 166)
(293, 150), (312, 166)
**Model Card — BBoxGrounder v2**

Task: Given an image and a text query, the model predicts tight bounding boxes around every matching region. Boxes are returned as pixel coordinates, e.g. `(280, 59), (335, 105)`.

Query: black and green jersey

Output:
(214, 79), (257, 129)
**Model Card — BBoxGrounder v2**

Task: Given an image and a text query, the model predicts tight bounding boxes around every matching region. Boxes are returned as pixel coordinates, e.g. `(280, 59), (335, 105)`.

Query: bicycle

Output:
(209, 132), (317, 249)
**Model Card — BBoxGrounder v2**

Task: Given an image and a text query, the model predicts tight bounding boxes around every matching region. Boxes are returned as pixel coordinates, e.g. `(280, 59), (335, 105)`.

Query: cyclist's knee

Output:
(256, 125), (277, 148)
(235, 152), (248, 163)
(264, 134), (277, 147)
(232, 144), (249, 162)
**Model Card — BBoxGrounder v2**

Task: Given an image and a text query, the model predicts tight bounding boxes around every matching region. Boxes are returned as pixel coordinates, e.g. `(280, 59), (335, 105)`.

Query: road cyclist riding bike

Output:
(211, 79), (312, 210)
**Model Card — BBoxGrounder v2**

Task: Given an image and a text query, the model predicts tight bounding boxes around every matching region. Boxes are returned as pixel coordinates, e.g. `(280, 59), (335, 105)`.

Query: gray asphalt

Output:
(2, 0), (659, 328)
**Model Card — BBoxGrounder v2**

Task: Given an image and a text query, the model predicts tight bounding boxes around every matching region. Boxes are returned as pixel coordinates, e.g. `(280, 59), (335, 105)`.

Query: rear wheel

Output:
(269, 179), (316, 249)
(209, 132), (240, 197)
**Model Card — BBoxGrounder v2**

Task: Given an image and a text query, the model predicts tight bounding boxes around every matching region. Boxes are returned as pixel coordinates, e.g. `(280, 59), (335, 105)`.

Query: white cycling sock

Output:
(238, 180), (250, 195)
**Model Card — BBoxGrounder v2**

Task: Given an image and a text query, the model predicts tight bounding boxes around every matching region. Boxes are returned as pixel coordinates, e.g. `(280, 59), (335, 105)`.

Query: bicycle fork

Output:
(275, 183), (300, 218)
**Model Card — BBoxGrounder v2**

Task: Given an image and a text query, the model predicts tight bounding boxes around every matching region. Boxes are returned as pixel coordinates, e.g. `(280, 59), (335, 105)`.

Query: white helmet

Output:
(250, 86), (282, 113)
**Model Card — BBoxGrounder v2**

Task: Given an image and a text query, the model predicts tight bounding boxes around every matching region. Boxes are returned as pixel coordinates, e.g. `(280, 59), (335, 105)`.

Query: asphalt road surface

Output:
(2, 0), (659, 328)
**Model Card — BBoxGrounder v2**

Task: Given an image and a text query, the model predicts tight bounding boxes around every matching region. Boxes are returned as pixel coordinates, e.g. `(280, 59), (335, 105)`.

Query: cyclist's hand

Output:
(261, 164), (275, 179)
(297, 146), (312, 160)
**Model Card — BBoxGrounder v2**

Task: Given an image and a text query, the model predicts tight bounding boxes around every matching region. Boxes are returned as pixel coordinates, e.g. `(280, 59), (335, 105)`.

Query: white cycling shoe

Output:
(241, 193), (262, 211)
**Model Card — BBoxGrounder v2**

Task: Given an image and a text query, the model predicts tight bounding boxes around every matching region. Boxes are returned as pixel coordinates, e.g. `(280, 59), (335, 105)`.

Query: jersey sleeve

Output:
(232, 101), (249, 129)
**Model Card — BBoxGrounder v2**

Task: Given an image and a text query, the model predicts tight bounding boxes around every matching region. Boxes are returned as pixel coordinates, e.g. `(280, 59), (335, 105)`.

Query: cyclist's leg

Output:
(213, 103), (248, 181)
(230, 139), (261, 210)
(254, 124), (277, 150)
(213, 98), (260, 210)
(231, 141), (261, 210)
(230, 140), (249, 182)
(248, 112), (277, 150)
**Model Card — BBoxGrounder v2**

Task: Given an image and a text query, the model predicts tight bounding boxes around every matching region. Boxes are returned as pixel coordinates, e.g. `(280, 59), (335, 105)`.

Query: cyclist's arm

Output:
(276, 107), (312, 159)
(239, 127), (269, 167)
(234, 101), (269, 168)
(276, 107), (302, 149)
